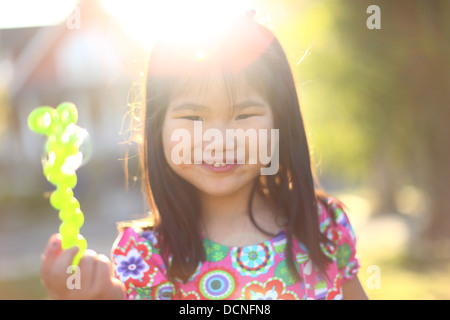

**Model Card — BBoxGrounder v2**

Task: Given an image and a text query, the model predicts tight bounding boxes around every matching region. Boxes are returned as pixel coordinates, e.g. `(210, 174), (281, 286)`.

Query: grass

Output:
(0, 276), (48, 300)
(339, 189), (450, 300)
(358, 256), (450, 300)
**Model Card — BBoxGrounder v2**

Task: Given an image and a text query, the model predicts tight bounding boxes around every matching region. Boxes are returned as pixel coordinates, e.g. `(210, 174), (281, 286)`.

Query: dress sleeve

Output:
(319, 198), (360, 284)
(111, 226), (172, 300)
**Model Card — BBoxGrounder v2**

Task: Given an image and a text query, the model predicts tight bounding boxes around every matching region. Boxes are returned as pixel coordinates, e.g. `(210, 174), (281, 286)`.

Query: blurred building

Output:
(0, 0), (140, 196)
(0, 0), (146, 288)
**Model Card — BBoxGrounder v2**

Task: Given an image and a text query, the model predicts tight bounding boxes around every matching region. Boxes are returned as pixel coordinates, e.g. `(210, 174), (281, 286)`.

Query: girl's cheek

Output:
(163, 114), (275, 168)
(162, 120), (195, 167)
(238, 117), (275, 165)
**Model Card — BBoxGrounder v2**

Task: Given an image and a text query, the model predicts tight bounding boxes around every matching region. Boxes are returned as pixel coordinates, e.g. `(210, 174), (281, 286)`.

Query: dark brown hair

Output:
(139, 16), (333, 283)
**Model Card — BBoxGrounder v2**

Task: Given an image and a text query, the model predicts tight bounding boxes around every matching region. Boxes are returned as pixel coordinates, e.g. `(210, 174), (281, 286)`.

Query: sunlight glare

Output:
(0, 0), (78, 29)
(102, 0), (253, 51)
(196, 49), (206, 60)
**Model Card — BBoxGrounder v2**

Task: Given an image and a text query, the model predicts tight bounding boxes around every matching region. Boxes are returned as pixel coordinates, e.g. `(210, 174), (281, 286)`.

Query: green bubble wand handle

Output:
(28, 102), (88, 266)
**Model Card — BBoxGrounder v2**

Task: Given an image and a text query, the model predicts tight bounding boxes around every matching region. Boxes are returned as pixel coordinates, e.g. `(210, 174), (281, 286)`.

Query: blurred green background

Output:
(0, 0), (449, 299)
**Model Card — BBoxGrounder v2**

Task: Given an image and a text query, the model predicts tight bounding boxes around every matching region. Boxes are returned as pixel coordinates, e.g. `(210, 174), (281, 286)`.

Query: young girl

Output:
(41, 13), (367, 300)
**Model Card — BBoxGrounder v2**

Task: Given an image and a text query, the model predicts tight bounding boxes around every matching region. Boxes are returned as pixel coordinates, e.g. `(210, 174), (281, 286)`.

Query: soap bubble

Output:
(50, 186), (74, 210)
(42, 126), (92, 175)
(27, 106), (58, 135)
(72, 235), (88, 266)
(75, 127), (92, 168)
(56, 102), (78, 126)
(28, 103), (89, 266)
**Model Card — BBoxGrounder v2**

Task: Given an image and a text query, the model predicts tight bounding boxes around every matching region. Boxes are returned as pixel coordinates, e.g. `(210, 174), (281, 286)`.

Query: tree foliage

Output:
(262, 0), (449, 239)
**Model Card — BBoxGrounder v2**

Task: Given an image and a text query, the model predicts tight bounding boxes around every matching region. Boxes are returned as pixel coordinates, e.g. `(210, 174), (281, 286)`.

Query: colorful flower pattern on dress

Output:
(180, 289), (201, 300)
(273, 260), (298, 286)
(113, 235), (157, 291)
(203, 239), (229, 262)
(240, 277), (299, 300)
(196, 267), (238, 300)
(326, 276), (343, 300)
(111, 198), (360, 300)
(231, 243), (274, 277)
(153, 282), (175, 300)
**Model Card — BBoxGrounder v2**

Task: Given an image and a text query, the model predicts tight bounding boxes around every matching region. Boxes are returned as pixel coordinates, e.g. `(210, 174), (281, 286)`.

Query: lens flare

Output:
(102, 0), (254, 50)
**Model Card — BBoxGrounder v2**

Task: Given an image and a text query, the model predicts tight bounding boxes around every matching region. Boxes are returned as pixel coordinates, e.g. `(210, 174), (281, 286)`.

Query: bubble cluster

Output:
(28, 102), (88, 266)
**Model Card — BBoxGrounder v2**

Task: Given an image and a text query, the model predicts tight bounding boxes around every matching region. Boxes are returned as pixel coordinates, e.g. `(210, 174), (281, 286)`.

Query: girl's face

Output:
(162, 75), (274, 197)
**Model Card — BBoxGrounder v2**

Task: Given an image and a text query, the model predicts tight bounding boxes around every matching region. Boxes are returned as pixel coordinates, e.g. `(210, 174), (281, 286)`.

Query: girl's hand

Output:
(41, 233), (126, 300)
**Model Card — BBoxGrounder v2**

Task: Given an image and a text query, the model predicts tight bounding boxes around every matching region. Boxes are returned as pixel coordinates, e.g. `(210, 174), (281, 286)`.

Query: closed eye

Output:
(179, 115), (203, 121)
(235, 114), (258, 120)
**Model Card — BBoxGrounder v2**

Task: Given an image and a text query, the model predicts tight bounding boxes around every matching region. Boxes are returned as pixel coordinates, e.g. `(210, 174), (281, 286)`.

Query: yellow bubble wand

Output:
(28, 102), (88, 265)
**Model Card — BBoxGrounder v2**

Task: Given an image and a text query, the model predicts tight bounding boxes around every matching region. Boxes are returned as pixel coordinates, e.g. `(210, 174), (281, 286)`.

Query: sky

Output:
(0, 0), (79, 29)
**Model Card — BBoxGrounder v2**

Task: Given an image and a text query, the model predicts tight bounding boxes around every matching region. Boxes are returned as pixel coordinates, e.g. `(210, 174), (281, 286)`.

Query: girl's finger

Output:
(97, 254), (114, 277)
(48, 245), (79, 295)
(42, 233), (62, 258)
(92, 254), (113, 299)
(78, 250), (97, 293)
(41, 234), (62, 287)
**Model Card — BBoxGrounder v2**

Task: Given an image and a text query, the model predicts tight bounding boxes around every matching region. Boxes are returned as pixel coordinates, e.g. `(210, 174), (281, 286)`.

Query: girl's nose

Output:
(201, 123), (235, 161)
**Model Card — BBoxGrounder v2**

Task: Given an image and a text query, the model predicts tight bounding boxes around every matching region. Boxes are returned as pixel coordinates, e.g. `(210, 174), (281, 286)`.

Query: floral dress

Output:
(111, 198), (360, 300)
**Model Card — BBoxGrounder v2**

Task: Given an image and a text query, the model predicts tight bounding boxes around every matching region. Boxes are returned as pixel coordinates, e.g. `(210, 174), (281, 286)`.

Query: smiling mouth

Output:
(212, 162), (227, 167)
(201, 161), (239, 173)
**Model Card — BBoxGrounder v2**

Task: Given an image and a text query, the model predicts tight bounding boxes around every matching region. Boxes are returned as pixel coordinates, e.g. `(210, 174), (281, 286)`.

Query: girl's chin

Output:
(189, 174), (257, 197)
(192, 179), (248, 197)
